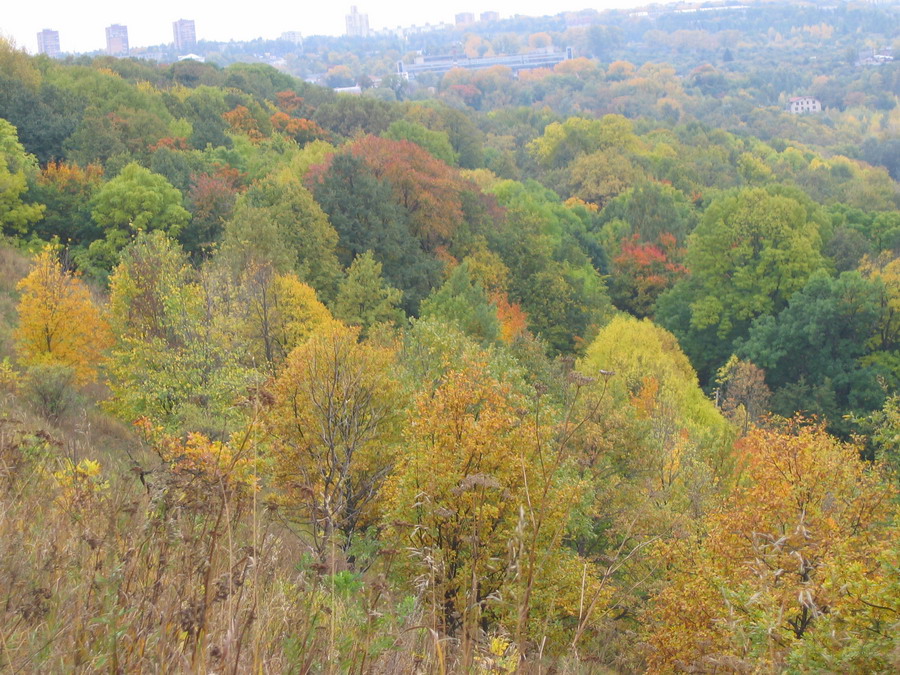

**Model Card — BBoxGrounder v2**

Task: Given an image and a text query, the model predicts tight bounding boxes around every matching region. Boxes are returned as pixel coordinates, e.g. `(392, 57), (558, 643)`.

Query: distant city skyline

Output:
(2, 0), (655, 54)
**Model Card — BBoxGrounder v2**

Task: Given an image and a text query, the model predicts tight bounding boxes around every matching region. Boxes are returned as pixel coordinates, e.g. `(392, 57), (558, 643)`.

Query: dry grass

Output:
(0, 247), (440, 673)
(0, 246), (612, 671)
(0, 389), (458, 674)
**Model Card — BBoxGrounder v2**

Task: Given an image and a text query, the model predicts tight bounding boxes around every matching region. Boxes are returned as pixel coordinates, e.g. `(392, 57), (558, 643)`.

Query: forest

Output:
(0, 0), (899, 669)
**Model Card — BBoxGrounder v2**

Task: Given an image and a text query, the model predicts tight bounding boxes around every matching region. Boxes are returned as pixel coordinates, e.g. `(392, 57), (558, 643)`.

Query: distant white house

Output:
(788, 96), (821, 114)
(860, 53), (894, 66)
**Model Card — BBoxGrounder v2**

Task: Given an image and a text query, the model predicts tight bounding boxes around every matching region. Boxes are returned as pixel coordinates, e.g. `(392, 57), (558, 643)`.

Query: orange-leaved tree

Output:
(609, 232), (686, 317)
(15, 245), (111, 384)
(222, 104), (264, 142)
(645, 420), (896, 672)
(339, 135), (474, 247)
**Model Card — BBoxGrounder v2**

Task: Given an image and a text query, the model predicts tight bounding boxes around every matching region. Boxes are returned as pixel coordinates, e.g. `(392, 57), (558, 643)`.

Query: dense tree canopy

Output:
(1, 25), (899, 671)
(0, 120), (44, 236)
(85, 162), (191, 277)
(657, 186), (827, 379)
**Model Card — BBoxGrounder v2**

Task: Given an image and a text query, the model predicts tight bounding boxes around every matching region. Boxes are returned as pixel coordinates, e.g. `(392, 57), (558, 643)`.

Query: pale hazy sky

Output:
(1, 1), (648, 54)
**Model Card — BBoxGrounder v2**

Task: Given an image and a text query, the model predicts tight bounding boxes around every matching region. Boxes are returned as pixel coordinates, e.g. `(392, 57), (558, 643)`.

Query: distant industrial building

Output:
(455, 12), (476, 25)
(36, 29), (61, 57)
(345, 6), (370, 37)
(398, 47), (573, 80)
(173, 19), (197, 52)
(105, 24), (129, 56)
(480, 11), (500, 22)
(788, 96), (821, 114)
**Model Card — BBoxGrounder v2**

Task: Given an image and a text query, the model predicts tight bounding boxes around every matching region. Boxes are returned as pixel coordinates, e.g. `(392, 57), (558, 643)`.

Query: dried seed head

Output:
(567, 371), (596, 387)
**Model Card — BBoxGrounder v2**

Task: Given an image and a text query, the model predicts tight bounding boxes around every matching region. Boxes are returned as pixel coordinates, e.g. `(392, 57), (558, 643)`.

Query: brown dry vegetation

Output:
(0, 395), (462, 673)
(0, 261), (526, 673)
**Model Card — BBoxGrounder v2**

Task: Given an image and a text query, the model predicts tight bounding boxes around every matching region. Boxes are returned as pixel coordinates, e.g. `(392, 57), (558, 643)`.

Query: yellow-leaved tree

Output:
(267, 321), (402, 558)
(385, 361), (605, 662)
(236, 263), (337, 375)
(15, 245), (111, 384)
(579, 315), (732, 515)
(562, 316), (735, 666)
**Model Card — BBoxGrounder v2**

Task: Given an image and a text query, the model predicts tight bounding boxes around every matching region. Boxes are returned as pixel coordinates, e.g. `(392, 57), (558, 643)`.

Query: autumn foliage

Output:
(492, 291), (528, 343)
(269, 112), (327, 145)
(610, 232), (687, 317)
(37, 161), (104, 194)
(14, 246), (111, 383)
(222, 104), (263, 142)
(310, 135), (475, 247)
(268, 322), (401, 556)
(2, 31), (900, 674)
(646, 420), (897, 672)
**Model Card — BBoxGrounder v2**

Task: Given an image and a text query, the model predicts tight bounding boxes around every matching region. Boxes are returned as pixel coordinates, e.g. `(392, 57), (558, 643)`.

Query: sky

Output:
(1, 0), (650, 54)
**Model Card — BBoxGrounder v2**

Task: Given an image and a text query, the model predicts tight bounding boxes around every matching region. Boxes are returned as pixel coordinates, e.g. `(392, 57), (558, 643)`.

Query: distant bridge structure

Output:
(398, 47), (573, 80)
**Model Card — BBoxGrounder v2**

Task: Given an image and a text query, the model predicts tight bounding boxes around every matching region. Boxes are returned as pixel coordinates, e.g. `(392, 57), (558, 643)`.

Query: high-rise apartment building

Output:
(480, 11), (500, 22)
(36, 29), (61, 57)
(173, 19), (197, 52)
(345, 6), (369, 38)
(280, 31), (303, 45)
(105, 24), (129, 56)
(455, 13), (476, 25)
